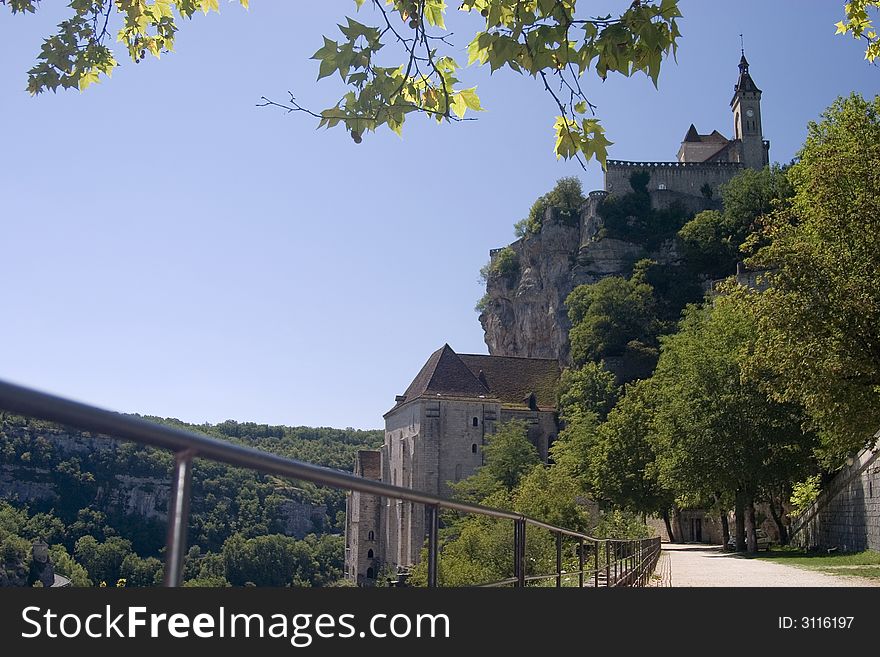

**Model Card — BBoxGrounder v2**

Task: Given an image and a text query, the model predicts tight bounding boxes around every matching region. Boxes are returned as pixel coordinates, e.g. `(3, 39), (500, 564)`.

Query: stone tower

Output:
(730, 52), (769, 170)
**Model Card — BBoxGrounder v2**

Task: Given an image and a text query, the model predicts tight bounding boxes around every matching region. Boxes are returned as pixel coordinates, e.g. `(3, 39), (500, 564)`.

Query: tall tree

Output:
(588, 378), (676, 538)
(747, 93), (880, 465)
(651, 297), (816, 552)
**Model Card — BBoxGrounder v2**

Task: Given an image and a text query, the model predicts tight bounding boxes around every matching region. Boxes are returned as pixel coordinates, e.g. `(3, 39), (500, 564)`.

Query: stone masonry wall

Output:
(790, 438), (880, 552)
(605, 161), (744, 199)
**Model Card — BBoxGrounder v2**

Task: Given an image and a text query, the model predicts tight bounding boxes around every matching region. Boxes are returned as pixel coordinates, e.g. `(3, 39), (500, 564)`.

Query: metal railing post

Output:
(594, 539), (599, 588)
(613, 542), (618, 584)
(555, 532), (562, 587)
(163, 449), (194, 587)
(514, 518), (526, 587)
(578, 538), (584, 588)
(604, 540), (610, 587)
(427, 504), (439, 588)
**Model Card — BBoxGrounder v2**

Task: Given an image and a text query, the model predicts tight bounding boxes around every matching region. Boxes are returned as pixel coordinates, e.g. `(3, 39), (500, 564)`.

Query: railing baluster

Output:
(163, 449), (195, 587)
(514, 518), (526, 587)
(605, 540), (610, 587)
(555, 532), (562, 588)
(594, 539), (599, 588)
(578, 538), (584, 588)
(427, 504), (439, 588)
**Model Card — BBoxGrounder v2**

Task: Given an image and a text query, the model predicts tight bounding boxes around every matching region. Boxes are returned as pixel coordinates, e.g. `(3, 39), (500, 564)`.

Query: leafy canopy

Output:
(566, 272), (660, 366)
(5, 0), (683, 168)
(514, 176), (585, 237)
(677, 165), (793, 276)
(835, 1), (880, 62)
(746, 93), (880, 464)
(2, 0), (250, 93)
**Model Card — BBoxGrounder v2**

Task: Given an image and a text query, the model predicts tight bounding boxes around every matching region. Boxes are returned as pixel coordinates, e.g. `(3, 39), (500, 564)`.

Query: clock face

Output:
(745, 108), (755, 118)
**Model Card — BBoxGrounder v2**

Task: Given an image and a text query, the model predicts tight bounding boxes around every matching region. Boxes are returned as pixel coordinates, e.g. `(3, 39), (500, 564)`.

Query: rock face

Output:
(479, 192), (704, 365)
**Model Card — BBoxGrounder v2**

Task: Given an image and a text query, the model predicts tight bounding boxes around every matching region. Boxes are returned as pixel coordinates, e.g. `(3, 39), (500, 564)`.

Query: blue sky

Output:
(0, 1), (875, 430)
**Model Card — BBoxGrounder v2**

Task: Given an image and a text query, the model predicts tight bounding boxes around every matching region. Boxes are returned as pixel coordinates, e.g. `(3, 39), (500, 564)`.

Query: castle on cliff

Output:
(345, 54), (771, 582)
(606, 51), (769, 197)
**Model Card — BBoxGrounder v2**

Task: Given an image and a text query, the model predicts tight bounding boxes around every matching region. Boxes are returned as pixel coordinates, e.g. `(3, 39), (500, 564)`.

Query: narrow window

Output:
(367, 567), (375, 579)
(367, 549), (374, 559)
(455, 464), (462, 481)
(368, 530), (375, 541)
(472, 417), (479, 427)
(471, 443), (477, 454)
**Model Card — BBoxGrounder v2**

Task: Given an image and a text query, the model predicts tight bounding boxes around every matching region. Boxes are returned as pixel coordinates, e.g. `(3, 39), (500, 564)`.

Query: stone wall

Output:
(605, 160), (744, 199)
(790, 438), (880, 552)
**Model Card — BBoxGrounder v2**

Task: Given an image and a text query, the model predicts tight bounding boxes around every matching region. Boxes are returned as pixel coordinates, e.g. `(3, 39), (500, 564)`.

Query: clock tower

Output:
(730, 52), (769, 169)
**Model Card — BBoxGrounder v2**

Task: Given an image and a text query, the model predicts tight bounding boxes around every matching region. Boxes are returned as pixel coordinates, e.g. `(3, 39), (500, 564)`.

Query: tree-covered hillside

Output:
(0, 413), (382, 587)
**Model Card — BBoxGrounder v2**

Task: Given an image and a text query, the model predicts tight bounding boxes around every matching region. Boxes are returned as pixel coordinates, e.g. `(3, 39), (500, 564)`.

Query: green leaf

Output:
(459, 87), (483, 111)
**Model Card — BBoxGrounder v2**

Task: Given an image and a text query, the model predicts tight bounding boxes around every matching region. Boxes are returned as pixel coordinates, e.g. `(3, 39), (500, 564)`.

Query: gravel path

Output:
(664, 543), (879, 587)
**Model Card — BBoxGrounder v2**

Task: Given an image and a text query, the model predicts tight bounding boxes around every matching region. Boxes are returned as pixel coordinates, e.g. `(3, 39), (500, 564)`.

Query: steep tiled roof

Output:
(458, 354), (560, 410)
(681, 125), (730, 145)
(683, 124), (700, 142)
(385, 345), (492, 416)
(386, 345), (560, 416)
(731, 54), (761, 105)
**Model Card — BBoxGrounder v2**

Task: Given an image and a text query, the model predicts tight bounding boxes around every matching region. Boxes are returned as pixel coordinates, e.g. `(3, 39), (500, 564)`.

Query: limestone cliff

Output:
(479, 190), (707, 365)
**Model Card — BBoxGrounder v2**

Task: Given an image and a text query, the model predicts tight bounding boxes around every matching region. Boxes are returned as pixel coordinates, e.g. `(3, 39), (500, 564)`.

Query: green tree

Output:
(74, 535), (135, 585)
(567, 274), (660, 367)
(4, 0), (683, 166)
(450, 419), (538, 501)
(119, 553), (164, 587)
(48, 545), (92, 587)
(514, 177), (585, 237)
(478, 419), (540, 491)
(557, 361), (619, 421)
(651, 297), (816, 552)
(589, 379), (676, 534)
(746, 94), (880, 464)
(678, 165), (793, 276)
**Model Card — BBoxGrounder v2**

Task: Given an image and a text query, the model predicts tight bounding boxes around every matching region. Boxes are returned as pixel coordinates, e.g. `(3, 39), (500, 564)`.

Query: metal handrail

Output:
(0, 379), (661, 588)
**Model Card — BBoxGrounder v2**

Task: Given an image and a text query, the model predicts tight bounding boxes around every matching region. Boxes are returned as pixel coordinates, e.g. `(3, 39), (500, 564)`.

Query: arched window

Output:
(366, 567), (375, 579)
(471, 443), (477, 454)
(472, 417), (479, 427)
(367, 549), (374, 559)
(368, 530), (374, 541)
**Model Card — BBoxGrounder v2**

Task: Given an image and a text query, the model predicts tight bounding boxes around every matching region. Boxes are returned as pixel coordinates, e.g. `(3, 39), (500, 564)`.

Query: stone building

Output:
(606, 52), (769, 198)
(480, 52), (771, 367)
(344, 344), (560, 583)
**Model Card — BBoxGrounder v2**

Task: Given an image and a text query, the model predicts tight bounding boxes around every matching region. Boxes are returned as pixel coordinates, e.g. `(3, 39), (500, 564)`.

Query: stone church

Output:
(604, 52), (769, 197)
(345, 345), (560, 583)
(345, 54), (772, 582)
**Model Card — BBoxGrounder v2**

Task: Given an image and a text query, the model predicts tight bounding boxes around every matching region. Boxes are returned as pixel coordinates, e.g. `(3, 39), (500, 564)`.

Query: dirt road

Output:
(664, 544), (878, 587)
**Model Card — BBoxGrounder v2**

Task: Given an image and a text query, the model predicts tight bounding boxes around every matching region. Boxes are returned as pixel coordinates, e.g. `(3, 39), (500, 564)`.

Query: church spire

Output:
(732, 48), (760, 100)
(730, 46), (769, 170)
